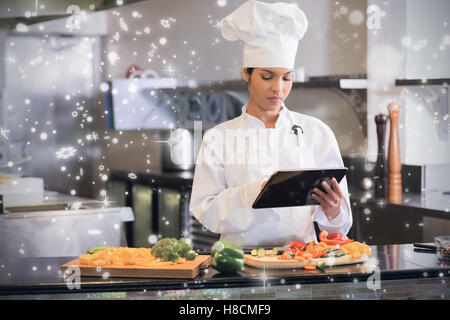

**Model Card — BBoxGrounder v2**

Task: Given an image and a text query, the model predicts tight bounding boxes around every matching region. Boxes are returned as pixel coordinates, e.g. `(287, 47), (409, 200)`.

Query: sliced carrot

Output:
(280, 252), (293, 260)
(304, 265), (316, 270)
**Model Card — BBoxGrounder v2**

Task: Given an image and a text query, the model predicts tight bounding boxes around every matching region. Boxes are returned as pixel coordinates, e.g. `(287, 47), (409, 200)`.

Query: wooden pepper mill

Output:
(387, 102), (402, 204)
(374, 114), (388, 199)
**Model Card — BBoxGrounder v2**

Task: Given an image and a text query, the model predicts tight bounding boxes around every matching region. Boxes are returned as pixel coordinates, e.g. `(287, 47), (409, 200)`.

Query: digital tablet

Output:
(252, 168), (348, 209)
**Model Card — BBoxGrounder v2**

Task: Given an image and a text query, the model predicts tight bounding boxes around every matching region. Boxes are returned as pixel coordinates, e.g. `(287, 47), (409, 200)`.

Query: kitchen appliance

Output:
(3, 34), (101, 199)
(0, 177), (44, 207)
(106, 70), (180, 131)
(0, 197), (134, 257)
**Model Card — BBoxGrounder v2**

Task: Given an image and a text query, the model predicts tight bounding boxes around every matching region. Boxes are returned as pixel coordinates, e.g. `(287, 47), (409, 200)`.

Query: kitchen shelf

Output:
(155, 74), (368, 92)
(107, 74), (368, 136)
(158, 74), (368, 137)
(395, 78), (450, 86)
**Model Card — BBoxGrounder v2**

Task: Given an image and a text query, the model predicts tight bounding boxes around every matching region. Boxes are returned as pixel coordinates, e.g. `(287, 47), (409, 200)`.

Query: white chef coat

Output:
(189, 103), (352, 248)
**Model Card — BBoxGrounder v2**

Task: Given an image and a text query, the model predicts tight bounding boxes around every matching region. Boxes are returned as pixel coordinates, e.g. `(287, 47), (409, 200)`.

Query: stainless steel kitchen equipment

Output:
(0, 192), (134, 257)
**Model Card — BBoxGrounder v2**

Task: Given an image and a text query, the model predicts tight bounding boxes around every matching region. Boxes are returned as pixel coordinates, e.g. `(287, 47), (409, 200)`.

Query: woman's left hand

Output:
(311, 177), (343, 220)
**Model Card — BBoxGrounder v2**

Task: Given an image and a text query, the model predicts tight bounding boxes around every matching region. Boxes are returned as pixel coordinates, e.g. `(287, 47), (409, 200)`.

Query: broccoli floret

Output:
(151, 238), (179, 258)
(164, 251), (180, 262)
(185, 250), (197, 261)
(151, 238), (195, 262)
(177, 238), (195, 259)
(176, 239), (192, 257)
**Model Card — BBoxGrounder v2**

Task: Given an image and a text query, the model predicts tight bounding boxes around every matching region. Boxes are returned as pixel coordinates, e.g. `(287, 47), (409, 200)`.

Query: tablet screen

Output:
(252, 168), (348, 209)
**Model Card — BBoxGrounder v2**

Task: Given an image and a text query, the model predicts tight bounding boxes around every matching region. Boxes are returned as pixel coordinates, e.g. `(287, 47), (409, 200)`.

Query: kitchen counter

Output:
(348, 188), (449, 219)
(0, 244), (448, 299)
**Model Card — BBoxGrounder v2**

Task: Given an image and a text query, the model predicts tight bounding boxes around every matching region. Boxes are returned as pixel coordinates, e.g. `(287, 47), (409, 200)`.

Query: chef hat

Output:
(220, 0), (308, 69)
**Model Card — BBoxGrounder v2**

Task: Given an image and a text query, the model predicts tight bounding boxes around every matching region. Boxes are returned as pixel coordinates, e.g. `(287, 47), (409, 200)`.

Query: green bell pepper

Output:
(210, 240), (244, 273)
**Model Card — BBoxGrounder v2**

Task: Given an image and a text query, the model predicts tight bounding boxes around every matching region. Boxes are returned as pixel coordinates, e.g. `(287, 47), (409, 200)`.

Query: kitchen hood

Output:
(0, 0), (147, 30)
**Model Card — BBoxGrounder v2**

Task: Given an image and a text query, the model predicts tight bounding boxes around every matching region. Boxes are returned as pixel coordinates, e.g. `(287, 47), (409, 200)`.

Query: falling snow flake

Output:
(56, 146), (77, 159)
(86, 132), (99, 142)
(0, 128), (10, 140)
(364, 256), (379, 272)
(160, 17), (176, 28)
(119, 17), (128, 31)
(70, 201), (82, 210)
(128, 172), (137, 180)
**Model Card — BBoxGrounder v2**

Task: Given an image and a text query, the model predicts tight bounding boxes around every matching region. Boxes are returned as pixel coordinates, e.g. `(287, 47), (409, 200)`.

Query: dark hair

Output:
(246, 67), (254, 84)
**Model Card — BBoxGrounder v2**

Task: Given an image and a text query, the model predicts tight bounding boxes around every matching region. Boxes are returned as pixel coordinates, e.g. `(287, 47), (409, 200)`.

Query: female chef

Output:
(189, 0), (352, 247)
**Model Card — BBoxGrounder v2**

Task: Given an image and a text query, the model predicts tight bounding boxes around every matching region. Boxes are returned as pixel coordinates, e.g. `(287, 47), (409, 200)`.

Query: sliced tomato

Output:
(285, 241), (306, 251)
(283, 241), (306, 256)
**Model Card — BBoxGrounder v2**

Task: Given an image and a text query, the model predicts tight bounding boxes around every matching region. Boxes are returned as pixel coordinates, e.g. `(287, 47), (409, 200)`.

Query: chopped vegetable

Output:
(185, 250), (197, 261)
(321, 252), (347, 258)
(280, 251), (293, 260)
(251, 249), (258, 256)
(304, 265), (316, 270)
(340, 241), (371, 258)
(317, 261), (326, 272)
(319, 231), (354, 246)
(274, 238), (371, 271)
(151, 237), (197, 262)
(79, 247), (186, 267)
(272, 247), (283, 255)
(86, 246), (111, 254)
(257, 248), (266, 258)
(282, 240), (306, 255)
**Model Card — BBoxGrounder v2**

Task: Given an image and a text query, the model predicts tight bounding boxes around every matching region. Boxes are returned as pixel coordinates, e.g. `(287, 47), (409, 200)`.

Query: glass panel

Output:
(132, 185), (153, 248)
(106, 181), (127, 207)
(158, 188), (181, 239)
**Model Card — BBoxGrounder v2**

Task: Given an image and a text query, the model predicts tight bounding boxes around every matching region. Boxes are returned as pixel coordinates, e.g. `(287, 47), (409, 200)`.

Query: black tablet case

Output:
(252, 168), (348, 209)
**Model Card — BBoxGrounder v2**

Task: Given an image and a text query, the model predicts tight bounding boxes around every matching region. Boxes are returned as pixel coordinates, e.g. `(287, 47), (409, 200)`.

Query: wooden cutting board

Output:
(60, 255), (211, 279)
(244, 252), (368, 269)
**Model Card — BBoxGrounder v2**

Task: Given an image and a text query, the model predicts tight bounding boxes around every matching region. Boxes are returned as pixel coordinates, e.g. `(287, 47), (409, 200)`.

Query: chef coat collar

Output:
(241, 102), (290, 129)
